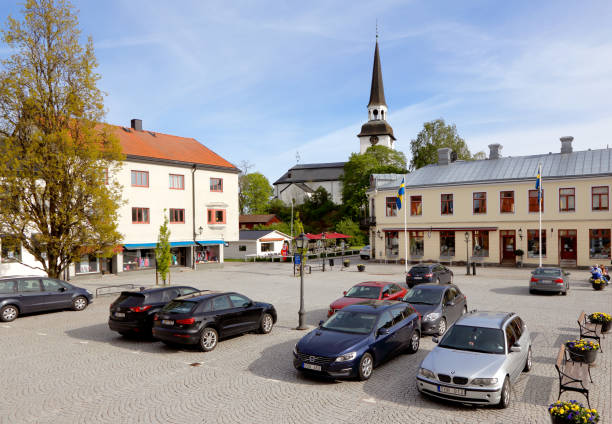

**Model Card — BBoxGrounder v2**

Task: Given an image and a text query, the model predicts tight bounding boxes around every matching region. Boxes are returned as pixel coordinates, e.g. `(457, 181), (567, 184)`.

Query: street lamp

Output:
(464, 232), (471, 275)
(321, 232), (326, 272)
(296, 233), (308, 330)
(518, 228), (523, 241)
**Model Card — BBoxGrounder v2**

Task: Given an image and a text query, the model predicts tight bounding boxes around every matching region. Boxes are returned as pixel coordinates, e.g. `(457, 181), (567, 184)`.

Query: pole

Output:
(466, 237), (470, 275)
(404, 187), (408, 273)
(290, 199), (294, 239)
(538, 163), (542, 268)
(297, 251), (307, 330)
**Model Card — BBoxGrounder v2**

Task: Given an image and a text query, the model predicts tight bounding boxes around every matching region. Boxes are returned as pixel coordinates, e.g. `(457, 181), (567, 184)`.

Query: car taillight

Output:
(425, 273), (433, 278)
(153, 314), (159, 320)
(530, 277), (538, 282)
(130, 305), (152, 312)
(406, 273), (412, 277)
(554, 278), (564, 284)
(176, 318), (195, 325)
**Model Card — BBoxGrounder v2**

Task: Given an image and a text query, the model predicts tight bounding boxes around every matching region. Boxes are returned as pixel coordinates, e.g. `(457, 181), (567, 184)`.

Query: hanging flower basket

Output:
(548, 400), (599, 423)
(357, 264), (366, 272)
(565, 339), (600, 364)
(343, 259), (350, 268)
(588, 312), (612, 333)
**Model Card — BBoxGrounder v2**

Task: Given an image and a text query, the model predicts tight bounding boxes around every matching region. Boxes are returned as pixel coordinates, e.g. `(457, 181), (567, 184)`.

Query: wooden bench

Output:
(578, 311), (604, 352)
(555, 344), (592, 408)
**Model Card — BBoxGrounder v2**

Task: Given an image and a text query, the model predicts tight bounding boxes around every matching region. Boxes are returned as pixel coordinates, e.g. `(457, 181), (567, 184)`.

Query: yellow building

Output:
(367, 139), (611, 268)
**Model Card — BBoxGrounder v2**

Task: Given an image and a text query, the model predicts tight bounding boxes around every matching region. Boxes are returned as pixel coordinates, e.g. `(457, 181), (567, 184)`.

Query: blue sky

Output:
(1, 1), (612, 183)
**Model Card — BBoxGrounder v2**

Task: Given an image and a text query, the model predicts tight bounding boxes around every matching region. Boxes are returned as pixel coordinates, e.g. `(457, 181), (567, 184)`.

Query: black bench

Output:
(578, 311), (604, 352)
(555, 344), (592, 408)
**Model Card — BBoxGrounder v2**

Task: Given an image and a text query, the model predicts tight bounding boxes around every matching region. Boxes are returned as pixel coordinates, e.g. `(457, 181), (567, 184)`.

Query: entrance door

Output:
(500, 230), (516, 263)
(559, 230), (577, 261)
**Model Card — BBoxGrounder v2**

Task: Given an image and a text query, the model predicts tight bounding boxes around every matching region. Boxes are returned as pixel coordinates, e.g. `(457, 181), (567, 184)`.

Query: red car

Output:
(328, 282), (407, 317)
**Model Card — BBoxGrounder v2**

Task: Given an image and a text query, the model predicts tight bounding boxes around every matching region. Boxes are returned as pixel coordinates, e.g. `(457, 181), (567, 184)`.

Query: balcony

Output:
(360, 216), (376, 229)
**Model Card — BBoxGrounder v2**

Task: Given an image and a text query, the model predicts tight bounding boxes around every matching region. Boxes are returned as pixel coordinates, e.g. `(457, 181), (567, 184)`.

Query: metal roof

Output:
(273, 162), (346, 185)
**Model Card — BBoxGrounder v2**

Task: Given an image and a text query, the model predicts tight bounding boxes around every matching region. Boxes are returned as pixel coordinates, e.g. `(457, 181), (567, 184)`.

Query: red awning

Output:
(305, 232), (353, 240)
(382, 227), (498, 232)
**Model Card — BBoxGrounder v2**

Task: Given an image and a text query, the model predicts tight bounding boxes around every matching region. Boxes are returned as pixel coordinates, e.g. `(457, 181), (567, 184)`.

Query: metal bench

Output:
(555, 344), (592, 408)
(439, 256), (453, 266)
(578, 311), (604, 352)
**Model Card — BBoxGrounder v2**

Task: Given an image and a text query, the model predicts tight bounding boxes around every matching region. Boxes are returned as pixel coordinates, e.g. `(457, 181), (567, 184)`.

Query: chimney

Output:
(130, 118), (142, 131)
(560, 136), (573, 154)
(488, 143), (503, 160)
(437, 147), (452, 165)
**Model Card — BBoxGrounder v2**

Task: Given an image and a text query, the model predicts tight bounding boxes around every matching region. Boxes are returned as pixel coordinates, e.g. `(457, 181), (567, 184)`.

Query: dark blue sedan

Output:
(293, 300), (421, 380)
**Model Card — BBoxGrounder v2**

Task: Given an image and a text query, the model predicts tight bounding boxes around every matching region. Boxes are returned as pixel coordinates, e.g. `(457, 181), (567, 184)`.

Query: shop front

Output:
(195, 240), (224, 264)
(122, 241), (197, 271)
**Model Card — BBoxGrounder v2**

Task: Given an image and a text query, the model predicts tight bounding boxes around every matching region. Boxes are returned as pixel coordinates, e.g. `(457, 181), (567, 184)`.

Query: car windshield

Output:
(411, 266), (431, 273)
(322, 311), (377, 334)
(438, 325), (505, 354)
(403, 288), (442, 305)
(161, 300), (196, 314)
(535, 268), (561, 276)
(345, 285), (381, 299)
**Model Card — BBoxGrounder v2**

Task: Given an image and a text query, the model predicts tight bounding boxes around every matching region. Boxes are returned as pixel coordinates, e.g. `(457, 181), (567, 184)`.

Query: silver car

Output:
(529, 267), (570, 295)
(416, 311), (532, 408)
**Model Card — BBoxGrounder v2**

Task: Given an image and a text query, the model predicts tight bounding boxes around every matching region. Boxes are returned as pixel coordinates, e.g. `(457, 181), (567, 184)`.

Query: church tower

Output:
(357, 39), (396, 153)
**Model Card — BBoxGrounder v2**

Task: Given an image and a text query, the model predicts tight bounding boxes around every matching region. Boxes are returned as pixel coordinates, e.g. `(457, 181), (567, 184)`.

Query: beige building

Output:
(367, 138), (611, 268)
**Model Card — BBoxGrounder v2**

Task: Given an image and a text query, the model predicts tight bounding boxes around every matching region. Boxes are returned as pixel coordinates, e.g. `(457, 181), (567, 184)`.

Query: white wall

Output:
(225, 240), (257, 259)
(275, 180), (343, 205)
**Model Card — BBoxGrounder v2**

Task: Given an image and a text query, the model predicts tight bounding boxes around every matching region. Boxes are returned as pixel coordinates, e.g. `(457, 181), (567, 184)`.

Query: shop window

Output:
(207, 209), (226, 224)
(410, 196), (422, 216)
(439, 231), (455, 257)
(472, 230), (489, 257)
(75, 254), (99, 274)
(527, 230), (546, 258)
(195, 246), (219, 263)
(122, 249), (155, 271)
(210, 178), (223, 192)
(261, 242), (273, 252)
(590, 229), (611, 259)
(131, 170), (149, 187)
(500, 191), (514, 213)
(169, 174), (184, 190)
(592, 186), (609, 211)
(409, 231), (424, 257)
(473, 192), (486, 214)
(385, 231), (399, 257)
(0, 235), (21, 263)
(169, 208), (185, 223)
(385, 197), (397, 216)
(528, 189), (544, 212)
(132, 207), (150, 224)
(441, 194), (453, 215)
(559, 188), (575, 211)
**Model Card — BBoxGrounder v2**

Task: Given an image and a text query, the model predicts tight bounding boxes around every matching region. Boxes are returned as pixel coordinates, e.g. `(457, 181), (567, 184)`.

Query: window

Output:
(528, 189), (544, 212)
(385, 231), (399, 257)
(441, 194), (453, 215)
(559, 188), (575, 211)
(169, 208), (185, 223)
(389, 307), (404, 326)
(229, 294), (251, 308)
(472, 230), (489, 257)
(527, 230), (546, 258)
(589, 229), (611, 259)
(410, 196), (422, 216)
(510, 317), (523, 340)
(440, 231), (455, 256)
(238, 245), (247, 252)
(169, 174), (184, 190)
(385, 197), (398, 216)
(473, 192), (486, 214)
(160, 289), (180, 303)
(500, 191), (514, 213)
(0, 280), (16, 294)
(210, 178), (223, 192)
(409, 231), (424, 257)
(260, 242), (273, 252)
(75, 255), (99, 273)
(207, 209), (226, 224)
(1, 235), (21, 263)
(17, 279), (41, 293)
(592, 186), (609, 211)
(131, 170), (149, 187)
(376, 311), (394, 330)
(505, 324), (517, 352)
(132, 207), (150, 224)
(212, 295), (232, 311)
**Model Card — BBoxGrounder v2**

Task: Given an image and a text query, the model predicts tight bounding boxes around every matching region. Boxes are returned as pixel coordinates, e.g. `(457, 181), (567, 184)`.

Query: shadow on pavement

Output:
(489, 286), (565, 297)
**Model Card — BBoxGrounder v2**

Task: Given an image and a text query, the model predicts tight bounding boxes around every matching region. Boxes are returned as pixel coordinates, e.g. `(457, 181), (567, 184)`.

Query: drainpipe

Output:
(191, 165), (202, 269)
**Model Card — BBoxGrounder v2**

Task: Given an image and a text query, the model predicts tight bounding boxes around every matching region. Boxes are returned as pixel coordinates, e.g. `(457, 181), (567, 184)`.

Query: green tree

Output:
(341, 145), (407, 219)
(239, 172), (273, 214)
(335, 217), (366, 246)
(0, 0), (123, 278)
(253, 221), (292, 236)
(292, 212), (307, 256)
(409, 118), (484, 170)
(155, 213), (172, 285)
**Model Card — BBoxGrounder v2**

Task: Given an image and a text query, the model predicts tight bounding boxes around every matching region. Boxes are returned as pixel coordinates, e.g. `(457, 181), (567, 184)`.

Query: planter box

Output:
(357, 265), (365, 272)
(566, 345), (598, 364)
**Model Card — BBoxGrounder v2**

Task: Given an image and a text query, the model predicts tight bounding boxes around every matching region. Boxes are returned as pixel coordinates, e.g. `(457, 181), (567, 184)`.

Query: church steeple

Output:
(368, 40), (387, 108)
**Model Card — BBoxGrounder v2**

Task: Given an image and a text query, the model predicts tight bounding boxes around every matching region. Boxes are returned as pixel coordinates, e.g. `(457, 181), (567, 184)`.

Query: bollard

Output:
(472, 262), (476, 275)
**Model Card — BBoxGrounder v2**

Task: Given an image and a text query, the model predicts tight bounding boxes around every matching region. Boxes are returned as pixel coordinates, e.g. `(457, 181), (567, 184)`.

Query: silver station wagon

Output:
(416, 311), (532, 408)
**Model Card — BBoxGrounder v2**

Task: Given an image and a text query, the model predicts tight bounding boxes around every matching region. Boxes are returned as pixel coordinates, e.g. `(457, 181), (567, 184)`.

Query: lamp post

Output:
(465, 231), (470, 275)
(321, 232), (326, 272)
(296, 233), (308, 330)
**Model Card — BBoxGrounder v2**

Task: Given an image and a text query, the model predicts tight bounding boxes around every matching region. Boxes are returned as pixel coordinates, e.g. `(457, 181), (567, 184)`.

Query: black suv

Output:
(153, 290), (277, 351)
(108, 286), (198, 336)
(0, 275), (93, 322)
(406, 263), (453, 288)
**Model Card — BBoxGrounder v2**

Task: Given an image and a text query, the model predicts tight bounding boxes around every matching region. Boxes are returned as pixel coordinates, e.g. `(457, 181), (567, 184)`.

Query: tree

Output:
(341, 145), (407, 219)
(409, 118), (484, 170)
(155, 213), (172, 285)
(335, 217), (366, 246)
(239, 172), (273, 214)
(0, 0), (123, 278)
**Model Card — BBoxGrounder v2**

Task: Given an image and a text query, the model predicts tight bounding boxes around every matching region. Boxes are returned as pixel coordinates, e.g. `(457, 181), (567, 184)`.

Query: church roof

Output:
(273, 162), (346, 185)
(368, 41), (387, 107)
(357, 120), (396, 140)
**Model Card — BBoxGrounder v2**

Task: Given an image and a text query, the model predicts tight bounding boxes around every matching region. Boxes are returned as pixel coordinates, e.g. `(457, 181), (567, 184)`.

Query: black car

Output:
(152, 290), (277, 351)
(0, 275), (93, 322)
(406, 264), (453, 288)
(402, 284), (467, 335)
(108, 285), (198, 336)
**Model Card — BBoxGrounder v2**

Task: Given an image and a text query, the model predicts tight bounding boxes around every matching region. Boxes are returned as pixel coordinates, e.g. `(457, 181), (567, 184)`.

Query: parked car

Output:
(416, 311), (532, 408)
(359, 245), (371, 260)
(152, 290), (276, 351)
(529, 267), (570, 295)
(0, 275), (93, 322)
(328, 282), (407, 317)
(406, 263), (453, 288)
(108, 285), (198, 336)
(294, 300), (421, 380)
(403, 284), (467, 335)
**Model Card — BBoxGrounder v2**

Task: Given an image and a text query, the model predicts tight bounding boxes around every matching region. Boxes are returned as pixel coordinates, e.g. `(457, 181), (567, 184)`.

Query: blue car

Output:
(293, 300), (421, 380)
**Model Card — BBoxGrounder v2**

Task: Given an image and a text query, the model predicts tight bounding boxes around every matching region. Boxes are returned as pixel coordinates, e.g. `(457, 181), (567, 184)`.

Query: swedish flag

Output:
(396, 178), (405, 210)
(535, 165), (542, 205)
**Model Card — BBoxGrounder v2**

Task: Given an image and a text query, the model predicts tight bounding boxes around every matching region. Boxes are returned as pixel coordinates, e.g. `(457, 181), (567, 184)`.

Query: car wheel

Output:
(529, 289), (535, 295)
(358, 353), (374, 381)
(259, 313), (274, 334)
(72, 296), (88, 311)
(437, 318), (447, 335)
(199, 327), (218, 352)
(523, 346), (532, 372)
(561, 290), (567, 296)
(0, 305), (19, 322)
(497, 377), (511, 409)
(406, 330), (420, 354)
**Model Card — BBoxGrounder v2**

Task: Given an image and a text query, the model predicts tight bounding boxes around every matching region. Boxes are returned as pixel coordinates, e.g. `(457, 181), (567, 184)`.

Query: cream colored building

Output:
(367, 139), (611, 268)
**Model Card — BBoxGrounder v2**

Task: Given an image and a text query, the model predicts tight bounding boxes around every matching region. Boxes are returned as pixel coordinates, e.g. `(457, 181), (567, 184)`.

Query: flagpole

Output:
(404, 180), (408, 273)
(538, 163), (542, 267)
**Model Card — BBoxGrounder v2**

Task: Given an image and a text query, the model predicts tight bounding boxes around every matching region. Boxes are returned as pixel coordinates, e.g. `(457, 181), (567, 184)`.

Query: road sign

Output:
(294, 254), (301, 265)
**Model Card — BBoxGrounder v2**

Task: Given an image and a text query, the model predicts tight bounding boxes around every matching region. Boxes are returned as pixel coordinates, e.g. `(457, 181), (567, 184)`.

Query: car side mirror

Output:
(510, 346), (522, 353)
(318, 320), (324, 327)
(343, 291), (347, 296)
(432, 337), (439, 344)
(378, 327), (390, 336)
(383, 293), (390, 298)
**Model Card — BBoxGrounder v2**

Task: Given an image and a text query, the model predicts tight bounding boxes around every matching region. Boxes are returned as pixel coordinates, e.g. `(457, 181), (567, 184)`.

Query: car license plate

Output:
(303, 363), (322, 371)
(438, 385), (465, 396)
(162, 320), (174, 326)
(414, 277), (422, 280)
(114, 312), (125, 318)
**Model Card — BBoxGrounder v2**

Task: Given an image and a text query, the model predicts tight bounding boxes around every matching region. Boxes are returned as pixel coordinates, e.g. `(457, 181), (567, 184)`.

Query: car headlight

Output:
(471, 377), (498, 386)
(335, 351), (357, 362)
(418, 368), (436, 379)
(293, 344), (298, 355)
(424, 312), (441, 322)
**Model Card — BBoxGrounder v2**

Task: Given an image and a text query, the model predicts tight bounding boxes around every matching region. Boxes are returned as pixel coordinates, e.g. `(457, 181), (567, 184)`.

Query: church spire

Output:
(368, 40), (387, 107)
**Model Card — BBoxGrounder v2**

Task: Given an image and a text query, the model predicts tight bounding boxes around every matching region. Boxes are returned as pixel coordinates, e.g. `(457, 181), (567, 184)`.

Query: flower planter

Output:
(550, 415), (570, 424)
(566, 346), (598, 364)
(343, 260), (350, 268)
(357, 265), (365, 272)
(602, 321), (611, 333)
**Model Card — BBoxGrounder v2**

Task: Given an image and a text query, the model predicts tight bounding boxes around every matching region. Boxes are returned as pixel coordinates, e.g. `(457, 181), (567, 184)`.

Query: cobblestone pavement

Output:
(1, 262), (610, 423)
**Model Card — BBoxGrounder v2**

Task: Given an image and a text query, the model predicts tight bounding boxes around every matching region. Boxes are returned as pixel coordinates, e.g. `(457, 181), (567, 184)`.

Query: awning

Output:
(124, 241), (197, 250)
(305, 232), (353, 240)
(382, 227), (498, 232)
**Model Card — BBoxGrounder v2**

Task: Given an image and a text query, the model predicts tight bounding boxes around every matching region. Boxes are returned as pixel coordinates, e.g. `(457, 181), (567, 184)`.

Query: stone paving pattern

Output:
(0, 262), (610, 423)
